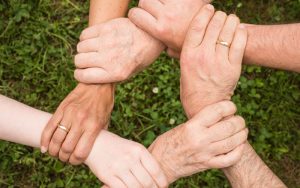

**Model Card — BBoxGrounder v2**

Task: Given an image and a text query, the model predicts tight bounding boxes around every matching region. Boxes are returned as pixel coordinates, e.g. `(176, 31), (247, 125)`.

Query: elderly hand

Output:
(41, 84), (114, 165)
(129, 0), (211, 57)
(74, 18), (165, 84)
(85, 131), (168, 188)
(149, 101), (248, 183)
(180, 7), (247, 118)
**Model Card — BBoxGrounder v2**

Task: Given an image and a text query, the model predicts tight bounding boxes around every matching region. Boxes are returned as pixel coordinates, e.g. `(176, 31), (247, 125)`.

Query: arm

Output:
(244, 24), (300, 72)
(41, 0), (131, 165)
(178, 7), (286, 187)
(223, 142), (286, 188)
(129, 1), (300, 72)
(0, 95), (168, 187)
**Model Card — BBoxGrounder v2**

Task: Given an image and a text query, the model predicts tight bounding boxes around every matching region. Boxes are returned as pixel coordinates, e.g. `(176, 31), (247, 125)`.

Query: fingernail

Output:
(206, 4), (214, 10)
(239, 24), (246, 29)
(41, 146), (47, 154)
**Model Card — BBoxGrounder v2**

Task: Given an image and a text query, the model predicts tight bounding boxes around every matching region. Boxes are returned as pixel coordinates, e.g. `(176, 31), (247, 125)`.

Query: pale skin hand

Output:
(149, 101), (248, 184)
(129, 0), (211, 56)
(179, 8), (286, 188)
(180, 6), (247, 118)
(0, 95), (169, 188)
(74, 18), (165, 84)
(40, 0), (131, 165)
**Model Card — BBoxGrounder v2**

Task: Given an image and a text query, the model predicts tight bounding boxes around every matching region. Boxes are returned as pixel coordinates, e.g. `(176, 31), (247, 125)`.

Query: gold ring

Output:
(58, 124), (69, 133)
(216, 40), (230, 48)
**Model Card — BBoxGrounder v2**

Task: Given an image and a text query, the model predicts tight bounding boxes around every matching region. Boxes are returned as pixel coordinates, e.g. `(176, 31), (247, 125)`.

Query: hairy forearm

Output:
(244, 23), (300, 72)
(223, 142), (286, 188)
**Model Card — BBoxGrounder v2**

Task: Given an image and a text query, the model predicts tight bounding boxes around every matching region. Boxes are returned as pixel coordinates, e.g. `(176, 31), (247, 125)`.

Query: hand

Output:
(180, 8), (248, 118)
(149, 101), (248, 183)
(129, 0), (211, 57)
(74, 18), (165, 84)
(85, 131), (169, 188)
(41, 84), (114, 165)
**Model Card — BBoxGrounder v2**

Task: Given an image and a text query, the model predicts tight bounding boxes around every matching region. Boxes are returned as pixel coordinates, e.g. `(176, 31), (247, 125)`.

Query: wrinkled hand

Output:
(41, 84), (114, 165)
(85, 131), (168, 188)
(180, 7), (248, 118)
(149, 101), (248, 183)
(74, 18), (165, 84)
(129, 0), (211, 57)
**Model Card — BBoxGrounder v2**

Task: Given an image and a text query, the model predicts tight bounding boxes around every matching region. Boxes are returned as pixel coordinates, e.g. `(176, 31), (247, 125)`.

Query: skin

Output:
(40, 0), (130, 165)
(178, 6), (286, 187)
(130, 0), (211, 54)
(0, 95), (168, 188)
(74, 18), (165, 84)
(0, 95), (247, 187)
(129, 0), (300, 72)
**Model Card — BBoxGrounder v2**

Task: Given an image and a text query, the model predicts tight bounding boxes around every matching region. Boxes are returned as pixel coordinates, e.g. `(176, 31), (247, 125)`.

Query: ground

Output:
(0, 0), (299, 187)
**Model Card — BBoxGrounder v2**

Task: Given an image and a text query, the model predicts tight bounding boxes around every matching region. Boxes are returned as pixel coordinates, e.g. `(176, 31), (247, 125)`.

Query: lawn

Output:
(0, 0), (299, 187)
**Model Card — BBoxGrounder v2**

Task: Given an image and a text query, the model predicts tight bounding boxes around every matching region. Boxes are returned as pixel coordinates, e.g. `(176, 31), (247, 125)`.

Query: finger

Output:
(183, 4), (215, 49)
(210, 128), (248, 156)
(79, 24), (110, 41)
(48, 115), (72, 157)
(141, 151), (169, 187)
(68, 130), (99, 165)
(166, 48), (180, 59)
(131, 163), (158, 188)
(104, 176), (127, 188)
(77, 38), (99, 53)
(74, 68), (111, 84)
(118, 171), (142, 188)
(229, 24), (248, 65)
(138, 0), (163, 18)
(207, 143), (245, 168)
(58, 123), (83, 162)
(74, 52), (105, 69)
(202, 11), (227, 48)
(40, 111), (64, 153)
(187, 101), (237, 129)
(208, 116), (246, 142)
(128, 8), (158, 37)
(216, 14), (240, 58)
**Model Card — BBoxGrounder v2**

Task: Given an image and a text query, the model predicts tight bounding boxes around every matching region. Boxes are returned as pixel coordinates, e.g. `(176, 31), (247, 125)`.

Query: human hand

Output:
(149, 101), (248, 183)
(129, 0), (211, 57)
(85, 131), (169, 188)
(41, 84), (114, 165)
(74, 18), (165, 84)
(180, 8), (248, 118)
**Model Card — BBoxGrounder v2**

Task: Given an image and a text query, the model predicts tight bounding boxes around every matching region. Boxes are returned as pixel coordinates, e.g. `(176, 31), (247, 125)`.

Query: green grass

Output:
(0, 0), (299, 187)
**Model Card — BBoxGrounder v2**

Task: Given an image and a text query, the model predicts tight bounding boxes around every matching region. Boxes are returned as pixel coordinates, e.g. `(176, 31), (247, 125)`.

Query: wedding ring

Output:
(58, 124), (69, 133)
(216, 39), (230, 48)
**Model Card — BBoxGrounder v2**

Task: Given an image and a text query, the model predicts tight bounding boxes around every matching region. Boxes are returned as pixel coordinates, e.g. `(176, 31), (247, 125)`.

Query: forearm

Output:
(223, 142), (286, 188)
(0, 95), (50, 148)
(76, 0), (132, 107)
(244, 24), (300, 72)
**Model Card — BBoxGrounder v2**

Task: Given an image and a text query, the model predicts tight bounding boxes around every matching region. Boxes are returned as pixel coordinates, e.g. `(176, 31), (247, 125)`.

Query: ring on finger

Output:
(58, 124), (70, 133)
(216, 39), (231, 48)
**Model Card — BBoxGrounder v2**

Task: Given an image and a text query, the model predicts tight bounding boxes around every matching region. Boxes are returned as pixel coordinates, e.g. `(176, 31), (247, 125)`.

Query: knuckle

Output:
(61, 145), (73, 154)
(73, 149), (87, 161)
(235, 115), (246, 128)
(52, 136), (62, 145)
(156, 24), (169, 36)
(223, 121), (235, 135)
(75, 110), (88, 121)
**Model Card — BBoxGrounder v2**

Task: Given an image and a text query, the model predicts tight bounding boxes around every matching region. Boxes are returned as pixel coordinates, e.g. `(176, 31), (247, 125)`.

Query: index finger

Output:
(187, 101), (237, 128)
(182, 4), (215, 50)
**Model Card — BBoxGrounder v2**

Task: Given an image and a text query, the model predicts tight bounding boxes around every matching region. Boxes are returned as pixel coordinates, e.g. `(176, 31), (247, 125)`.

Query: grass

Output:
(0, 0), (299, 187)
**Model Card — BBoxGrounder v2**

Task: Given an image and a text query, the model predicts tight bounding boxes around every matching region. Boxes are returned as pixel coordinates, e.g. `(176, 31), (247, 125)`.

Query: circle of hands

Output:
(41, 1), (249, 187)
